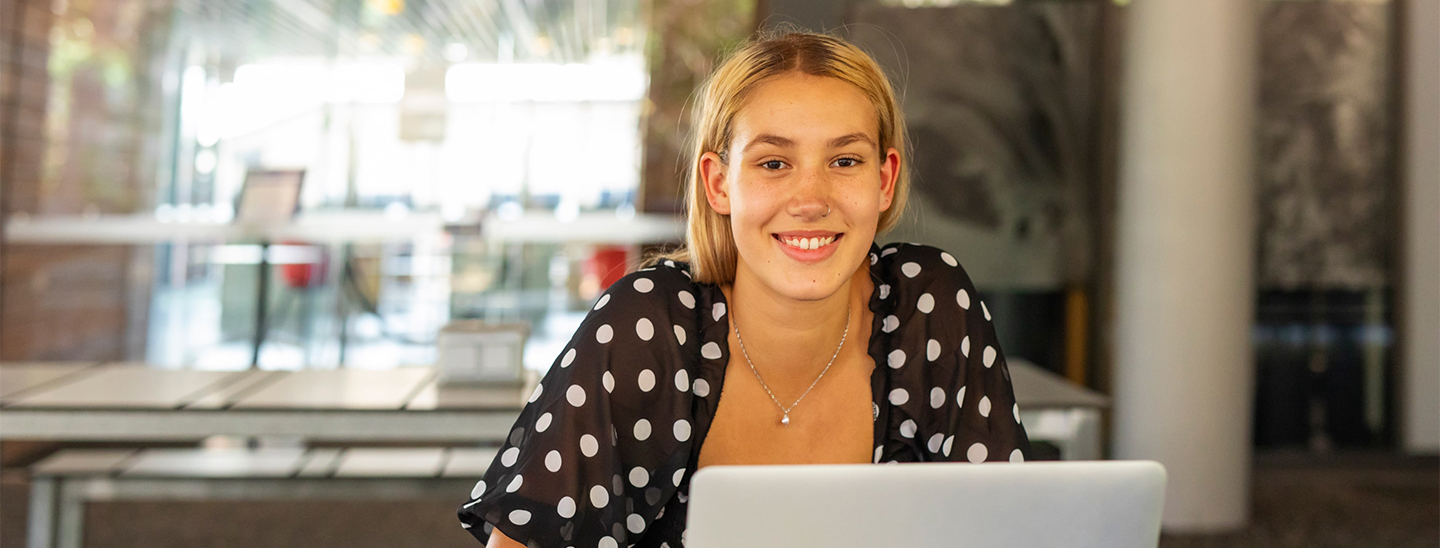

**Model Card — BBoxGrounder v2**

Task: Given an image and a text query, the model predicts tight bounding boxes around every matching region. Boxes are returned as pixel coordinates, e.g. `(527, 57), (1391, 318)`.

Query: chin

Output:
(761, 249), (863, 302)
(772, 275), (846, 302)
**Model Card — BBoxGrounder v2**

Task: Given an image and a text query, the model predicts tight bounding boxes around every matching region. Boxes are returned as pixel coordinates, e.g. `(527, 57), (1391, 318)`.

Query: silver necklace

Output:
(732, 303), (851, 427)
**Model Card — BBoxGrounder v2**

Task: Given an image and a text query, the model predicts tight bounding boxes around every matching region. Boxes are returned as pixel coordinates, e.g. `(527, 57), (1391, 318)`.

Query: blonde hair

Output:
(653, 30), (911, 285)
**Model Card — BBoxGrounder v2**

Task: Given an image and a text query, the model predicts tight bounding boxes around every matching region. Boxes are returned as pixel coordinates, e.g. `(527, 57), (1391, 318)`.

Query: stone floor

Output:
(1158, 451), (1438, 548)
(2, 450), (1434, 548)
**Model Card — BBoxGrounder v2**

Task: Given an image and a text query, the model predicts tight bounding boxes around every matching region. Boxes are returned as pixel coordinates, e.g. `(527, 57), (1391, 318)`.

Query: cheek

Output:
(839, 181), (884, 216)
(728, 182), (782, 226)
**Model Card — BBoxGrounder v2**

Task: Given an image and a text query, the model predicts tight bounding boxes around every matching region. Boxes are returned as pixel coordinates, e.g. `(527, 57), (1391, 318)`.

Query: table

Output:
(3, 211), (687, 368)
(25, 446), (502, 548)
(3, 210), (684, 245)
(0, 363), (536, 442)
(0, 360), (1107, 457)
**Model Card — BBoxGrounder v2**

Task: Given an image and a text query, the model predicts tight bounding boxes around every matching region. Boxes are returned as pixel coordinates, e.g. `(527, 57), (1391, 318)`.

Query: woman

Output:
(459, 31), (1031, 548)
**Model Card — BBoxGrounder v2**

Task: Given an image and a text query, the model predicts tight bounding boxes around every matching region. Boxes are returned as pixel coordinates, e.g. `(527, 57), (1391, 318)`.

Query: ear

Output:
(878, 147), (900, 211)
(700, 151), (732, 215)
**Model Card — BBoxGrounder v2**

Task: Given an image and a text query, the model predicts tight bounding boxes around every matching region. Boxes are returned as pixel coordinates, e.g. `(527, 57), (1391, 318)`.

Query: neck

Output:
(725, 262), (870, 379)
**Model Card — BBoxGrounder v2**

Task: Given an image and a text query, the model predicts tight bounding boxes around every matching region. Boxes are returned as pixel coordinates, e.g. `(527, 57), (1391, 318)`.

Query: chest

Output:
(696, 338), (877, 469)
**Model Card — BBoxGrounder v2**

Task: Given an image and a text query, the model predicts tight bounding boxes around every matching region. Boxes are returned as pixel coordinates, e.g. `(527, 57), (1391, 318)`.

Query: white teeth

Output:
(780, 236), (837, 250)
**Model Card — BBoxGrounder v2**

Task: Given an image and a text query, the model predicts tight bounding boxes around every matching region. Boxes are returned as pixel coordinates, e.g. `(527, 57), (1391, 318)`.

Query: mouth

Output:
(772, 231), (844, 262)
(774, 232), (842, 250)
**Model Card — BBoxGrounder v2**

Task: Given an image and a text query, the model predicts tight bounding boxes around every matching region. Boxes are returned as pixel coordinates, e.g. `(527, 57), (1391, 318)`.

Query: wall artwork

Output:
(846, 2), (1106, 290)
(1258, 1), (1393, 289)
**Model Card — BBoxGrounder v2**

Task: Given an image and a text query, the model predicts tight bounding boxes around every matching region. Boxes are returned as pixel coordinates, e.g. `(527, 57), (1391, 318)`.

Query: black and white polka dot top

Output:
(458, 242), (1032, 548)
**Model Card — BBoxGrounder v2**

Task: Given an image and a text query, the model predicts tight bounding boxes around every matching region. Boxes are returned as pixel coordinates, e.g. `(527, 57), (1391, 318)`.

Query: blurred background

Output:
(0, 0), (1435, 547)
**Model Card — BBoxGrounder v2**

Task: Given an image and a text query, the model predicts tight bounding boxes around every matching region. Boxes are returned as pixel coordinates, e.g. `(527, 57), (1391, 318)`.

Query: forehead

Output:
(730, 73), (879, 146)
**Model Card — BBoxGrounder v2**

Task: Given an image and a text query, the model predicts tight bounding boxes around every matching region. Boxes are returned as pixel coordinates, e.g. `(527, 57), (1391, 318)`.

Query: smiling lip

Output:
(773, 231), (843, 263)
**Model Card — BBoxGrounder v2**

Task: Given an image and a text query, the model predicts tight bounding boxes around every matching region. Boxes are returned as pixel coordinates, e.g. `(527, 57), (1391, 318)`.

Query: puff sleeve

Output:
(458, 264), (702, 547)
(878, 243), (1032, 463)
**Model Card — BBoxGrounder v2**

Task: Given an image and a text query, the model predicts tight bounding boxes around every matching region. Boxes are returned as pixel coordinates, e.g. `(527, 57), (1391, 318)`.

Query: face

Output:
(701, 73), (901, 302)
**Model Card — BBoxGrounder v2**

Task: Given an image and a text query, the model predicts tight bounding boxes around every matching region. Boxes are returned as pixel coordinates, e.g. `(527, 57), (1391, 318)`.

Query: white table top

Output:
(403, 379), (530, 410)
(334, 447), (447, 477)
(183, 370), (284, 409)
(443, 448), (501, 477)
(4, 367), (249, 408)
(3, 211), (684, 245)
(0, 362), (99, 401)
(0, 363), (533, 442)
(0, 364), (530, 411)
(1008, 360), (1110, 409)
(30, 449), (140, 475)
(32, 447), (499, 479)
(228, 368), (437, 410)
(0, 212), (445, 244)
(122, 447), (308, 478)
(0, 360), (1103, 442)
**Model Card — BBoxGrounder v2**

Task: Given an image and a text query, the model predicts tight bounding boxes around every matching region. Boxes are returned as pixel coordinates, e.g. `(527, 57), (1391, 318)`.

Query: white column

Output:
(1402, 0), (1439, 455)
(1111, 0), (1257, 532)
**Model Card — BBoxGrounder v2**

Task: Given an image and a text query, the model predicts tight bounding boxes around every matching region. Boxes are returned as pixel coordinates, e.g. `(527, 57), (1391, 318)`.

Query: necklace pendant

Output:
(781, 414), (790, 427)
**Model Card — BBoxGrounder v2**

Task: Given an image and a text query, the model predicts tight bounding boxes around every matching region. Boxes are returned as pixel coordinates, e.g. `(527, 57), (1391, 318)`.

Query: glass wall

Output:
(15, 0), (653, 370)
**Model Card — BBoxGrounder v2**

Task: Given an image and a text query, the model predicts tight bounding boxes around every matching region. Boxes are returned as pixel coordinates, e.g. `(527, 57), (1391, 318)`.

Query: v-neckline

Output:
(690, 242), (896, 466)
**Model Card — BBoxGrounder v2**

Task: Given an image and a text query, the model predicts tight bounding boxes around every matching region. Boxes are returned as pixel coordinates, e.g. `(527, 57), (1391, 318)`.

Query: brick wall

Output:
(1, 0), (50, 216)
(0, 0), (163, 362)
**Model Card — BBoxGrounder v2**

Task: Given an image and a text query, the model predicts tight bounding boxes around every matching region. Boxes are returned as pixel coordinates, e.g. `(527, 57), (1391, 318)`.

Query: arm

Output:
(882, 243), (1031, 463)
(457, 264), (699, 546)
(486, 530), (525, 548)
(944, 255), (1031, 461)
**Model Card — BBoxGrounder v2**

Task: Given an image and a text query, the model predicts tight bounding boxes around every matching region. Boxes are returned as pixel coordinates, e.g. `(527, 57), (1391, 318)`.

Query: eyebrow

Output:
(742, 134), (795, 153)
(827, 132), (876, 149)
(741, 132), (877, 154)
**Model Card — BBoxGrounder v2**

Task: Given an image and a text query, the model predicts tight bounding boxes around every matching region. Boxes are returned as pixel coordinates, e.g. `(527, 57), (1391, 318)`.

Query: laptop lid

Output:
(687, 460), (1166, 548)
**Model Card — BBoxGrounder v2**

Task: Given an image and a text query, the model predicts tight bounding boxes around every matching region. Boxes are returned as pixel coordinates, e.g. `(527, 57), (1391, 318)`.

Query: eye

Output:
(760, 160), (787, 170)
(833, 157), (862, 168)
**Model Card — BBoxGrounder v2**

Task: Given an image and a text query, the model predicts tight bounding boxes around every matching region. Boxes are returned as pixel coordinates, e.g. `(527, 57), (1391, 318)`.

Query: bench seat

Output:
(26, 447), (498, 548)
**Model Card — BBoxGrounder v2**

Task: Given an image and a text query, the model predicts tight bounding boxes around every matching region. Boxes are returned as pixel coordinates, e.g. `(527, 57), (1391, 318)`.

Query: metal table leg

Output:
(55, 478), (86, 548)
(25, 477), (56, 548)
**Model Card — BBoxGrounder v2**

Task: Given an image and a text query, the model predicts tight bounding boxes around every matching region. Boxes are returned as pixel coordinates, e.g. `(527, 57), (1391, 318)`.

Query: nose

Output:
(786, 166), (832, 221)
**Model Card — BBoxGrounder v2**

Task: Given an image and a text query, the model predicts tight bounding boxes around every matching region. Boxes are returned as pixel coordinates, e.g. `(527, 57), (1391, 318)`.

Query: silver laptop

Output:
(687, 461), (1166, 548)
